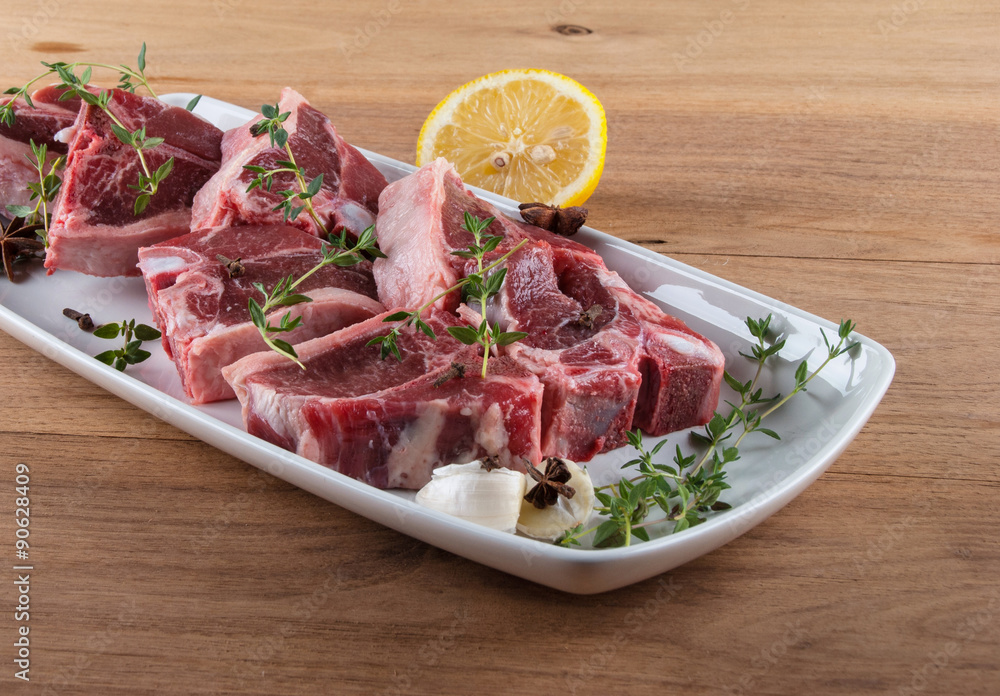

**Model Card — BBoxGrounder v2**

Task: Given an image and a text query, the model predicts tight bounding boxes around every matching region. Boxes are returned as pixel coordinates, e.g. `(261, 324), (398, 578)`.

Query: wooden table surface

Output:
(2, 1), (998, 694)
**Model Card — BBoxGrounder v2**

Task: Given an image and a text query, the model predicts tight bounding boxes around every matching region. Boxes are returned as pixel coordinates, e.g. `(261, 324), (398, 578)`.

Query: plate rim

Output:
(0, 92), (896, 593)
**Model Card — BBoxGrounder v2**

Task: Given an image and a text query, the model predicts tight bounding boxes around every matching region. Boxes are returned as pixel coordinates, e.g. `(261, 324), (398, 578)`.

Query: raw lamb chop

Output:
(374, 157), (725, 460)
(45, 88), (224, 277)
(374, 157), (600, 313)
(490, 241), (645, 460)
(0, 85), (80, 209)
(138, 224), (383, 404)
(191, 87), (387, 238)
(613, 285), (725, 434)
(492, 240), (725, 457)
(223, 310), (544, 489)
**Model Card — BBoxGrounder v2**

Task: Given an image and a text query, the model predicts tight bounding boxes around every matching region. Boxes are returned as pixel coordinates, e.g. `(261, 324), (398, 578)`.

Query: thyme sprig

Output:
(245, 103), (329, 235)
(93, 318), (161, 372)
(4, 140), (64, 246)
(0, 43), (157, 128)
(248, 226), (383, 368)
(2, 48), (172, 216)
(367, 217), (528, 369)
(52, 66), (173, 215)
(1, 45), (166, 215)
(557, 316), (860, 548)
(444, 213), (527, 378)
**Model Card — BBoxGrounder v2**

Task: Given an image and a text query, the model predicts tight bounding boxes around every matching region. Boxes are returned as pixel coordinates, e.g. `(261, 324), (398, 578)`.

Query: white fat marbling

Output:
(656, 332), (709, 359)
(474, 402), (509, 455)
(386, 405), (447, 488)
(141, 254), (190, 274)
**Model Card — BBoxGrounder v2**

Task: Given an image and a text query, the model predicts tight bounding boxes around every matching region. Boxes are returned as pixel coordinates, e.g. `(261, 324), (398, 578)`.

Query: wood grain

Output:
(1, 1), (998, 694)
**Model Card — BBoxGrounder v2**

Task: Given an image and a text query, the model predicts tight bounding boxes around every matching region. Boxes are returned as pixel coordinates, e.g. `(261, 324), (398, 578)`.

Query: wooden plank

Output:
(4, 2), (997, 265)
(2, 435), (997, 695)
(0, 0), (997, 693)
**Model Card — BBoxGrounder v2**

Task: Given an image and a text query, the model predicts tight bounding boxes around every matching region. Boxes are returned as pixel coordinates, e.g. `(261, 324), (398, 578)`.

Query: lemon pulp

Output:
(416, 70), (607, 207)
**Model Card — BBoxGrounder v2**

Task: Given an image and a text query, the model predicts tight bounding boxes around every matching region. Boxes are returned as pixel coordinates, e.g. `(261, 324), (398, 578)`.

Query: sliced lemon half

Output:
(416, 69), (607, 207)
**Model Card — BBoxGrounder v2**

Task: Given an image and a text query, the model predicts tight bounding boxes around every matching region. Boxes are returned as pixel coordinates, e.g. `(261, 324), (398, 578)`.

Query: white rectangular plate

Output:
(0, 94), (894, 594)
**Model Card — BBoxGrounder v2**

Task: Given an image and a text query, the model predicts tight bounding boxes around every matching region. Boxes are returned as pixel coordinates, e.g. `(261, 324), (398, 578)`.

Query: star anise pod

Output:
(517, 202), (588, 237)
(523, 457), (576, 509)
(0, 216), (45, 282)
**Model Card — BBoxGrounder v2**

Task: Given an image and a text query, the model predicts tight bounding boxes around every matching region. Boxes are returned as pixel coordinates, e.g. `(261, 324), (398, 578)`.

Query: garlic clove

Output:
(517, 459), (596, 540)
(415, 462), (526, 533)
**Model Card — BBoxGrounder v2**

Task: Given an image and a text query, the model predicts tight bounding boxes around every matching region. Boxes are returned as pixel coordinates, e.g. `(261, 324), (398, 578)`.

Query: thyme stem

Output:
(4, 141), (64, 246)
(474, 235), (491, 378)
(424, 239), (527, 315)
(282, 141), (328, 236)
(1, 62), (156, 119)
(1, 45), (169, 216)
(369, 235), (529, 364)
(248, 226), (381, 368)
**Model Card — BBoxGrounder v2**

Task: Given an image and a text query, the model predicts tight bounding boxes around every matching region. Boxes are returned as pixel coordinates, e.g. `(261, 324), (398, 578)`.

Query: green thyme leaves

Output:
(0, 43), (157, 128)
(245, 102), (334, 234)
(558, 316), (860, 548)
(447, 213), (526, 378)
(93, 319), (161, 372)
(4, 140), (63, 246)
(369, 214), (528, 375)
(247, 226), (381, 368)
(1, 46), (171, 216)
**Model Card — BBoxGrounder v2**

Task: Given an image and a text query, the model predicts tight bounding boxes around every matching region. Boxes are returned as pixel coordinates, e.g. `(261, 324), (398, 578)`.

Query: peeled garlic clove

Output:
(517, 459), (596, 540)
(415, 462), (526, 533)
